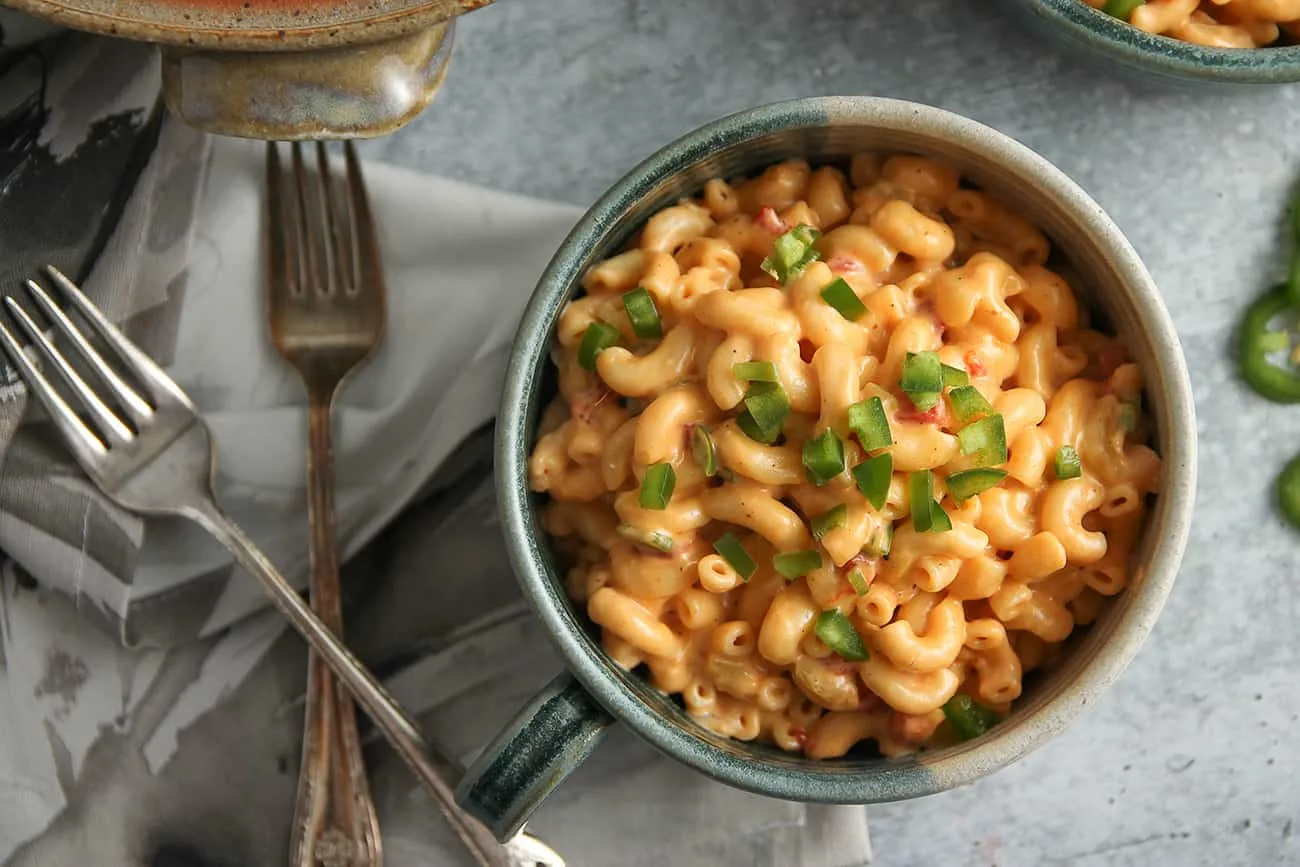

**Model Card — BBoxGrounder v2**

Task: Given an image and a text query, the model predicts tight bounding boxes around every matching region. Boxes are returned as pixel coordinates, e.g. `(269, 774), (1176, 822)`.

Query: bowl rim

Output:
(1020, 0), (1300, 83)
(497, 95), (1197, 803)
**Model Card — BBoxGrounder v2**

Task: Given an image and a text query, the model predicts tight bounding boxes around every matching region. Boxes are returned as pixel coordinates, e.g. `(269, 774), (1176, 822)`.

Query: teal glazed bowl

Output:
(460, 96), (1197, 842)
(1007, 0), (1300, 84)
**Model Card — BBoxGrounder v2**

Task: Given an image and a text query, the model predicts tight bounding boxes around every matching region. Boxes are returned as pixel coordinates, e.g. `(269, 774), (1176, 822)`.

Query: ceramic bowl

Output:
(460, 96), (1197, 842)
(1006, 0), (1300, 84)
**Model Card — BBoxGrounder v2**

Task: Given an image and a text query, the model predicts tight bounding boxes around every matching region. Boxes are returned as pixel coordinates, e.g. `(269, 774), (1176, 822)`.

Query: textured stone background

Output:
(363, 1), (1299, 865)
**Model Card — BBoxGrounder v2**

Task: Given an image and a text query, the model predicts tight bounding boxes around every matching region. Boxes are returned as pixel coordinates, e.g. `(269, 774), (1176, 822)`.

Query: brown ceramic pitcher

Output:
(0, 0), (492, 139)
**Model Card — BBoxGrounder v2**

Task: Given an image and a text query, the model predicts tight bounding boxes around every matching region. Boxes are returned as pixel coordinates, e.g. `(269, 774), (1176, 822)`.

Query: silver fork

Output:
(0, 267), (564, 867)
(266, 142), (384, 867)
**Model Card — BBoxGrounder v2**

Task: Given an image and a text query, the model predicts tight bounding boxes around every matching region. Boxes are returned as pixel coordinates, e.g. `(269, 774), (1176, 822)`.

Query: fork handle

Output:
(186, 499), (517, 867)
(291, 396), (382, 867)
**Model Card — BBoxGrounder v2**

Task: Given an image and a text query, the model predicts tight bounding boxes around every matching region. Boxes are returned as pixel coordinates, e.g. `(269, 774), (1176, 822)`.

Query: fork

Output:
(0, 268), (565, 867)
(265, 141), (384, 867)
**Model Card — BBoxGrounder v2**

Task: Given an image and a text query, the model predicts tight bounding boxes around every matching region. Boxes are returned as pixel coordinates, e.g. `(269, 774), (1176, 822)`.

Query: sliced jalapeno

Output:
(1237, 285), (1300, 404)
(1277, 452), (1300, 530)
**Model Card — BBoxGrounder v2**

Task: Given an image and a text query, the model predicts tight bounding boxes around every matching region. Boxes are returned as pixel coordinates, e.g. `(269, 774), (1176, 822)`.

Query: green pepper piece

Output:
(622, 287), (663, 339)
(761, 224), (822, 284)
(713, 533), (758, 581)
(810, 504), (848, 540)
(615, 524), (674, 553)
(813, 610), (869, 661)
(846, 568), (871, 596)
(802, 428), (846, 486)
(942, 694), (1002, 741)
(941, 363), (969, 388)
(1237, 285), (1300, 404)
(692, 424), (719, 477)
(852, 452), (893, 510)
(900, 351), (943, 412)
(947, 385), (995, 426)
(743, 381), (792, 438)
(1288, 190), (1300, 308)
(863, 522), (893, 558)
(946, 468), (1008, 502)
(1287, 252), (1300, 310)
(820, 277), (868, 321)
(639, 463), (676, 510)
(1278, 452), (1300, 530)
(578, 322), (621, 371)
(909, 470), (934, 532)
(734, 361), (780, 383)
(737, 410), (781, 445)
(848, 397), (893, 452)
(774, 550), (823, 580)
(1053, 445), (1082, 481)
(1102, 0), (1144, 19)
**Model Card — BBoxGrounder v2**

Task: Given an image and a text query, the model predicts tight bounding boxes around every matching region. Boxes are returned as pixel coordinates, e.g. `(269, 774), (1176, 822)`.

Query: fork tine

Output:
(290, 142), (324, 296)
(315, 141), (353, 296)
(4, 297), (135, 445)
(23, 278), (154, 424)
(266, 142), (293, 302)
(42, 266), (192, 410)
(0, 317), (108, 467)
(343, 141), (384, 302)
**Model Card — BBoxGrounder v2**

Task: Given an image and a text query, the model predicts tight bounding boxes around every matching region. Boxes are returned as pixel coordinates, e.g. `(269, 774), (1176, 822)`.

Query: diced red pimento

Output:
(1097, 344), (1129, 379)
(964, 351), (986, 378)
(897, 394), (946, 425)
(756, 205), (786, 234)
(789, 726), (809, 750)
(799, 339), (817, 364)
(570, 388), (611, 424)
(898, 404), (944, 424)
(827, 255), (864, 274)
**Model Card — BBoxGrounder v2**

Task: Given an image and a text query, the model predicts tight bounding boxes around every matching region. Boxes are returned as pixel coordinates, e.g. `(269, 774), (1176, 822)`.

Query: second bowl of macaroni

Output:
(1008, 0), (1300, 83)
(456, 96), (1196, 841)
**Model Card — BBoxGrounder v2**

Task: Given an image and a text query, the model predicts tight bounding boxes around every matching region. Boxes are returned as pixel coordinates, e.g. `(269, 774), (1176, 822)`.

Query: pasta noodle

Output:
(1084, 0), (1299, 48)
(528, 154), (1159, 757)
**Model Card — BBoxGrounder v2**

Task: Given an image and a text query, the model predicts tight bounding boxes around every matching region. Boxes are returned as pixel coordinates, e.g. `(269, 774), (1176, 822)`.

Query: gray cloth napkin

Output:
(0, 34), (872, 867)
(0, 44), (577, 649)
(0, 430), (871, 867)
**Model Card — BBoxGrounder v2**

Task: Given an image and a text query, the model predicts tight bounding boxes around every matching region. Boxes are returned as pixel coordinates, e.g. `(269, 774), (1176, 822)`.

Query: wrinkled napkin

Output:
(0, 35), (871, 867)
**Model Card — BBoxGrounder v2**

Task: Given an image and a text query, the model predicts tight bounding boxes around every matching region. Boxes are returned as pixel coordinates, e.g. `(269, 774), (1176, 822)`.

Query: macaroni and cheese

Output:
(1087, 0), (1300, 48)
(529, 154), (1159, 758)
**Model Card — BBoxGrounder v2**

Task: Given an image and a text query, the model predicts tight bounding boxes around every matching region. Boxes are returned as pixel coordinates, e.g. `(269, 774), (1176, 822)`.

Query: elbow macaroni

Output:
(530, 154), (1160, 757)
(1083, 0), (1298, 47)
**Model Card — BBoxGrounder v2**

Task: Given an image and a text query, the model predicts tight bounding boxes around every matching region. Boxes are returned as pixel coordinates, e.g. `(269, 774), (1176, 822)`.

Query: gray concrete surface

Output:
(363, 1), (1300, 865)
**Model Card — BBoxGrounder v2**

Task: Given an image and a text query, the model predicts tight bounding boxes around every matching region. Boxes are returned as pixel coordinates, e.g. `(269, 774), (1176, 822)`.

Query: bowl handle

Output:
(456, 671), (615, 841)
(158, 22), (455, 140)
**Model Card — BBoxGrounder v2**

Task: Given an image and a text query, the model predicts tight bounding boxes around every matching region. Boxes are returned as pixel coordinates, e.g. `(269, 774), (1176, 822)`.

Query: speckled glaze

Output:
(1006, 0), (1300, 84)
(457, 675), (614, 841)
(0, 0), (486, 48)
(478, 97), (1197, 839)
(1, 0), (485, 138)
(159, 22), (454, 140)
